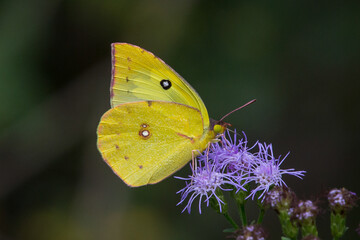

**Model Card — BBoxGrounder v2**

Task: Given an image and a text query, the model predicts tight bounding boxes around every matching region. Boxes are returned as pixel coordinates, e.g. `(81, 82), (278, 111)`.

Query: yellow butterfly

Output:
(97, 43), (228, 187)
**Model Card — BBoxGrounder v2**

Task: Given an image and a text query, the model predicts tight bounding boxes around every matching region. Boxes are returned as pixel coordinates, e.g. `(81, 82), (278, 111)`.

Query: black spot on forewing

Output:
(147, 101), (152, 107)
(160, 79), (172, 90)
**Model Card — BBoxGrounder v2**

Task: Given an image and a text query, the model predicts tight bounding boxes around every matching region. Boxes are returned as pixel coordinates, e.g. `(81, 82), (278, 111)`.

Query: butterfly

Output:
(97, 43), (230, 187)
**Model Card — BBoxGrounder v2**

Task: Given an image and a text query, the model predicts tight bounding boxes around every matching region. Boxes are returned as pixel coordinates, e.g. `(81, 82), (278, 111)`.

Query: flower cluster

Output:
(327, 188), (358, 215)
(292, 200), (319, 224)
(264, 186), (296, 212)
(327, 188), (358, 238)
(176, 130), (306, 213)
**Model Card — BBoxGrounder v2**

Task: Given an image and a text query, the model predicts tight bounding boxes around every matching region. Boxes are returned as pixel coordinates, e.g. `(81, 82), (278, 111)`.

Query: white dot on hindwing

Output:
(139, 128), (151, 139)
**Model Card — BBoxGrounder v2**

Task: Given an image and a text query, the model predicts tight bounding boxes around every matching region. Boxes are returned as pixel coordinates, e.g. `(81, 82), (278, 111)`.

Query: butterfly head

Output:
(212, 120), (231, 135)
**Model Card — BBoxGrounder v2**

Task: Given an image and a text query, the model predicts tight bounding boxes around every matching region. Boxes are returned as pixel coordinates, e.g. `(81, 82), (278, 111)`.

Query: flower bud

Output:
(327, 188), (358, 215)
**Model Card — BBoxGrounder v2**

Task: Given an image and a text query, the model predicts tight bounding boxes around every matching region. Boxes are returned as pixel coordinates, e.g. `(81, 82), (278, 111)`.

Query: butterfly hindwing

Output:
(110, 43), (210, 128)
(97, 101), (207, 187)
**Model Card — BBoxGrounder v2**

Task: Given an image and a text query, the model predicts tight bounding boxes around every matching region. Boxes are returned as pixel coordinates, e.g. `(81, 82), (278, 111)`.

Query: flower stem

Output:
(330, 212), (347, 239)
(230, 186), (248, 227)
(239, 202), (247, 226)
(256, 194), (266, 224)
(223, 212), (239, 229)
(301, 222), (318, 238)
(257, 207), (265, 224)
(278, 210), (298, 239)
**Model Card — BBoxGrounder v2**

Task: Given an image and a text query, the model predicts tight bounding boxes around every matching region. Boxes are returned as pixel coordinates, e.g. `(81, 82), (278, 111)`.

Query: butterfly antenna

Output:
(219, 99), (256, 121)
(227, 128), (235, 134)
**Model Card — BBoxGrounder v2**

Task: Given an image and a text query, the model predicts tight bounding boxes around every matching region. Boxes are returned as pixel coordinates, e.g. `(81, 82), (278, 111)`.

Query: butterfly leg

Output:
(191, 149), (198, 173)
(189, 150), (199, 184)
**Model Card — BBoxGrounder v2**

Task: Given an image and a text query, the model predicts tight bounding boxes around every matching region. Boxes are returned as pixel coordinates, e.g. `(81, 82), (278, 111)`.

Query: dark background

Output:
(0, 1), (359, 239)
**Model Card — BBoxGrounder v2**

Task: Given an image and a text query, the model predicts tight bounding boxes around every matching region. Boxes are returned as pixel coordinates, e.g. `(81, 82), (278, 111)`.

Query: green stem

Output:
(278, 210), (298, 239)
(239, 202), (247, 226)
(301, 222), (318, 238)
(223, 212), (239, 229)
(230, 185), (249, 227)
(257, 207), (265, 224)
(330, 212), (347, 239)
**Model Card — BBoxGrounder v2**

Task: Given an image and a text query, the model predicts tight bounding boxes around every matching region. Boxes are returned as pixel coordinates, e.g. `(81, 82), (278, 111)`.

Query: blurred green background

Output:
(1, 0), (359, 239)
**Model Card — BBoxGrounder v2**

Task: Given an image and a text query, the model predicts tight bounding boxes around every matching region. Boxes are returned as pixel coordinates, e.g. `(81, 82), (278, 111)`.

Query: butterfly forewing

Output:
(110, 43), (210, 128)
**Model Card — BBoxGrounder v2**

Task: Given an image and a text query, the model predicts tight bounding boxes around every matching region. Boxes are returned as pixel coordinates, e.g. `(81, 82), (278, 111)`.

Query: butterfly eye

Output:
(213, 124), (223, 134)
(160, 79), (172, 90)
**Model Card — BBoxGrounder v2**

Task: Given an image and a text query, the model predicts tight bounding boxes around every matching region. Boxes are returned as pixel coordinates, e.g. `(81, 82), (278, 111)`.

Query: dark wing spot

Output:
(126, 76), (129, 82)
(139, 165), (143, 169)
(124, 156), (129, 160)
(160, 79), (172, 90)
(147, 101), (152, 107)
(115, 144), (119, 149)
(128, 66), (131, 71)
(141, 50), (144, 53)
(127, 57), (132, 62)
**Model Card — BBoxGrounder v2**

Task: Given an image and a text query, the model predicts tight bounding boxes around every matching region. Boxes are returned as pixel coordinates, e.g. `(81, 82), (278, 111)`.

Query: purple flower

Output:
(200, 130), (257, 178)
(176, 158), (241, 214)
(246, 143), (305, 200)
